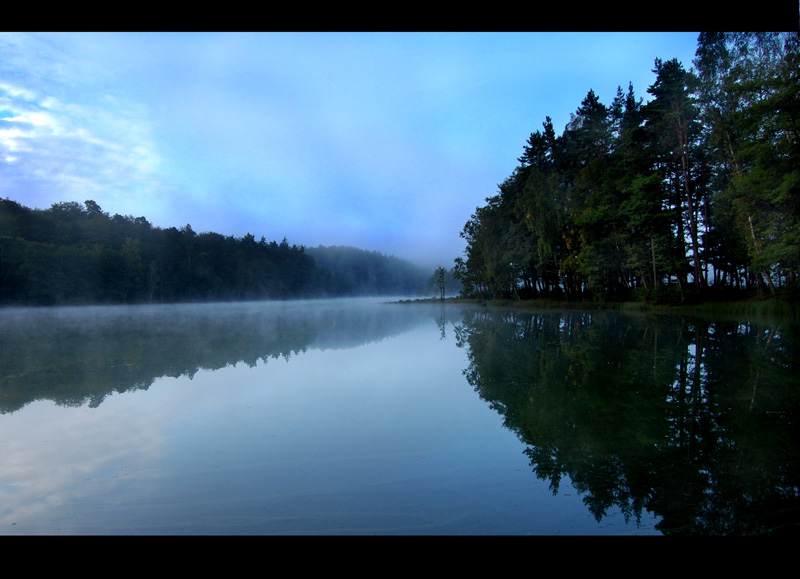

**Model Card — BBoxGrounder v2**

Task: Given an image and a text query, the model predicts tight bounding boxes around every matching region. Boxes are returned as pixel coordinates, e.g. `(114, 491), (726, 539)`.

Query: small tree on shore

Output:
(430, 266), (446, 300)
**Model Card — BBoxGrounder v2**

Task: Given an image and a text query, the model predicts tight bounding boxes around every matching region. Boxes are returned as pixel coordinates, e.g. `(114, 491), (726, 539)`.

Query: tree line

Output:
(0, 198), (427, 305)
(454, 33), (799, 304)
(306, 245), (429, 297)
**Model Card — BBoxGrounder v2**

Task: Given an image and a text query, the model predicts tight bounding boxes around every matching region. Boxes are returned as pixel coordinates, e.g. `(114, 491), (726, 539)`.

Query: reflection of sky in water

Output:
(0, 394), (166, 533)
(0, 301), (660, 535)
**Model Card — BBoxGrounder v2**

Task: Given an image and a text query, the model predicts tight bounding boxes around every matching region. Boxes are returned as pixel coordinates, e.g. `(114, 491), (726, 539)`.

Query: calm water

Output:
(0, 297), (797, 535)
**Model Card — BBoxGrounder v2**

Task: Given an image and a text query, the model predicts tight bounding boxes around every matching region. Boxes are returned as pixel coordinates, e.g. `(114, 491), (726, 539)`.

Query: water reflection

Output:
(453, 308), (800, 534)
(1, 298), (543, 535)
(0, 298), (435, 413)
(1, 299), (797, 534)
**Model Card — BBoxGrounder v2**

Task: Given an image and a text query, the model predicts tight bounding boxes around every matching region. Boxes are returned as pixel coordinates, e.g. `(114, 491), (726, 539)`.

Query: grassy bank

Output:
(399, 296), (800, 321)
(664, 298), (800, 322)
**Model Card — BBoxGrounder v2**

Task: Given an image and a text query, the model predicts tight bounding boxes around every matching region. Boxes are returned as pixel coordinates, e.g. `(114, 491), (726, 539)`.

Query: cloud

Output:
(0, 83), (161, 205)
(0, 35), (164, 213)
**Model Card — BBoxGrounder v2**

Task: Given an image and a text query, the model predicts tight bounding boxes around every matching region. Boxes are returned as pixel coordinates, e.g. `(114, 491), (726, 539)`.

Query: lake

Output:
(1, 297), (797, 535)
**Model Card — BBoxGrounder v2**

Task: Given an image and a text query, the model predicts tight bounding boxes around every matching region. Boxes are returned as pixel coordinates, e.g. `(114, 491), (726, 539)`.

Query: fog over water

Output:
(1, 297), (796, 534)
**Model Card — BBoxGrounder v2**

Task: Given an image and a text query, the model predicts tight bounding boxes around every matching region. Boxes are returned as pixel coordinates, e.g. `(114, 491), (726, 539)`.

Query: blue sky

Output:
(0, 32), (700, 269)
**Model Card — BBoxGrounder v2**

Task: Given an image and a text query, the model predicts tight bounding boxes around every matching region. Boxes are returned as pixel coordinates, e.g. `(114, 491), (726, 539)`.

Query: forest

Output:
(0, 198), (429, 305)
(453, 32), (799, 304)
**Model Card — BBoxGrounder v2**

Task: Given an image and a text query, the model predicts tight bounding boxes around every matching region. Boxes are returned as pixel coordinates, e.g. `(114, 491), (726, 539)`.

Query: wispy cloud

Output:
(0, 34), (164, 213)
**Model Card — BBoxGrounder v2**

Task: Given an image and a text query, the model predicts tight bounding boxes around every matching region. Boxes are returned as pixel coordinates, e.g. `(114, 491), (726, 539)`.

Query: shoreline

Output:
(396, 296), (800, 321)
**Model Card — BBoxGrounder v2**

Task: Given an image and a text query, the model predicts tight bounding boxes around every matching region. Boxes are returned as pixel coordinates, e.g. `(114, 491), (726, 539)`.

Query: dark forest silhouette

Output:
(454, 33), (799, 305)
(0, 198), (429, 305)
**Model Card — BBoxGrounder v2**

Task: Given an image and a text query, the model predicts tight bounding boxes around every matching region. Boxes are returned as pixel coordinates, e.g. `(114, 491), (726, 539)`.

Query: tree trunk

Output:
(675, 109), (704, 289)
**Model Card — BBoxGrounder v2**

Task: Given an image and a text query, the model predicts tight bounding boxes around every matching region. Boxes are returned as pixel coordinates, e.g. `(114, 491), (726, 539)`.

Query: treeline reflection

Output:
(0, 300), (433, 413)
(453, 308), (800, 535)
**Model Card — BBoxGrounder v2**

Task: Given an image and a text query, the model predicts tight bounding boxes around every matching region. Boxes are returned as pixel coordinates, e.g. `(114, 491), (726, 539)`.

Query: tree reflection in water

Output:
(2, 300), (798, 534)
(453, 308), (800, 535)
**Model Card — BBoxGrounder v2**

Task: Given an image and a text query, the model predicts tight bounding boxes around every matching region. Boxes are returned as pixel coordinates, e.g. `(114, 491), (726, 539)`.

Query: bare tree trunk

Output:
(675, 109), (704, 290)
(747, 214), (776, 295)
(651, 236), (658, 288)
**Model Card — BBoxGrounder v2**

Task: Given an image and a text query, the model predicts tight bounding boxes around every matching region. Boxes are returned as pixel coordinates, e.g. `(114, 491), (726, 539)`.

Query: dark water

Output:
(0, 298), (797, 534)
